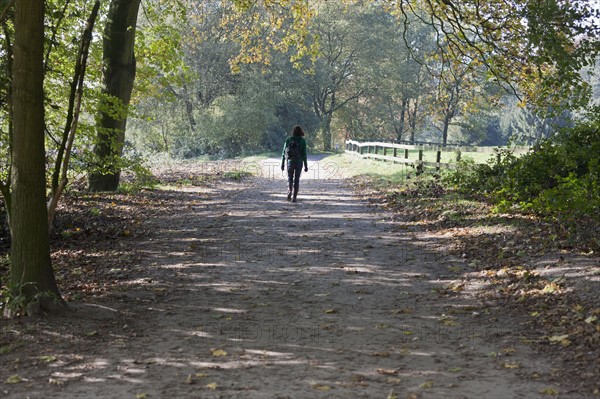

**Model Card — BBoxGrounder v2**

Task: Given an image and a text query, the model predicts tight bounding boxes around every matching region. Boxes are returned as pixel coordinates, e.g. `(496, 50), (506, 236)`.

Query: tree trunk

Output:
(322, 113), (333, 152)
(397, 97), (407, 140)
(442, 114), (451, 145)
(1, 21), (13, 213)
(409, 98), (419, 144)
(88, 0), (141, 192)
(11, 0), (61, 302)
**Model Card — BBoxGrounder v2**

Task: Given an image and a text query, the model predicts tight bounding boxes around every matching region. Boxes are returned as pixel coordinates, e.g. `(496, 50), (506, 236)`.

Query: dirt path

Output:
(2, 158), (568, 398)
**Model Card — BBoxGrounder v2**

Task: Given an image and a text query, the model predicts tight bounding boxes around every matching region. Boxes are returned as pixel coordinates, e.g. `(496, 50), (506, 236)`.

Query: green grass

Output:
(321, 154), (411, 185)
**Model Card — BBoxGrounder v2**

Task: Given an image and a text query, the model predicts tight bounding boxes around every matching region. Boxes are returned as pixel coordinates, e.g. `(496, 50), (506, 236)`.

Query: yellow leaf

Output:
(377, 368), (398, 375)
(585, 316), (597, 324)
(403, 331), (413, 335)
(206, 382), (218, 390)
(324, 309), (337, 314)
(212, 349), (227, 357)
(548, 335), (569, 343)
(502, 347), (516, 353)
(419, 380), (433, 389)
(312, 383), (331, 391)
(387, 389), (398, 399)
(503, 362), (520, 369)
(387, 377), (402, 384)
(195, 373), (208, 378)
(39, 355), (57, 363)
(376, 323), (390, 329)
(448, 367), (462, 372)
(440, 319), (459, 327)
(48, 378), (64, 385)
(135, 394), (147, 399)
(540, 387), (559, 395)
(6, 375), (22, 384)
(185, 375), (194, 384)
(542, 282), (559, 293)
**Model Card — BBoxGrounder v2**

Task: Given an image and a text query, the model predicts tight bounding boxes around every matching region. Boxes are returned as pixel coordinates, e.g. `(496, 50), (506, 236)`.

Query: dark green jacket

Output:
(281, 136), (308, 165)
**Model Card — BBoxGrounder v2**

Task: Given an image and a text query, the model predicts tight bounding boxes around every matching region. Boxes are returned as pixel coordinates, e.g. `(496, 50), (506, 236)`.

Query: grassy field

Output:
(320, 153), (413, 186)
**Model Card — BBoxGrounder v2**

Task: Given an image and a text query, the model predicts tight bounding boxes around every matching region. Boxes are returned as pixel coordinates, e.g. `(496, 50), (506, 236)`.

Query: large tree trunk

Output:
(88, 0), (141, 192)
(10, 0), (61, 302)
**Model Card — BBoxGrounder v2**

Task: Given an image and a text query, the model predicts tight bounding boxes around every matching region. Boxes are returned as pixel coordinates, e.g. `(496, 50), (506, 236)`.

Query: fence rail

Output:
(345, 139), (529, 170)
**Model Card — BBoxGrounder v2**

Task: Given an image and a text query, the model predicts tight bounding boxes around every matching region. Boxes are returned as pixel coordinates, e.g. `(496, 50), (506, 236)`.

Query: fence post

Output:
(418, 148), (423, 163)
(393, 147), (397, 158)
(404, 148), (409, 159)
(383, 146), (387, 157)
(456, 148), (461, 162)
(436, 146), (442, 171)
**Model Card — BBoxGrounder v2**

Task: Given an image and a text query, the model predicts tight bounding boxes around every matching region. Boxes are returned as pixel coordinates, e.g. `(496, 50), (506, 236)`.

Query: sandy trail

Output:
(2, 158), (561, 398)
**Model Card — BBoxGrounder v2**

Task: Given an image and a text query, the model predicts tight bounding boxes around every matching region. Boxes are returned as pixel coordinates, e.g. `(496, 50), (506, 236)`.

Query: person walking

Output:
(281, 125), (308, 202)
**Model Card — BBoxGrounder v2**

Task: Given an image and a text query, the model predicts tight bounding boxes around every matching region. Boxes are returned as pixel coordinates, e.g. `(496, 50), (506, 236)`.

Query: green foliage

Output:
(0, 279), (59, 317)
(443, 119), (600, 228)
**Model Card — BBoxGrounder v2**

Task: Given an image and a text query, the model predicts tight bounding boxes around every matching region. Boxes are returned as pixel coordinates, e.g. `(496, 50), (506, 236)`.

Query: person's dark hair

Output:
(292, 125), (305, 137)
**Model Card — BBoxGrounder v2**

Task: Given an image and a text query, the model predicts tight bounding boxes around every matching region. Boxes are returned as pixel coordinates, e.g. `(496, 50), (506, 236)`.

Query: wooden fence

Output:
(345, 139), (529, 170)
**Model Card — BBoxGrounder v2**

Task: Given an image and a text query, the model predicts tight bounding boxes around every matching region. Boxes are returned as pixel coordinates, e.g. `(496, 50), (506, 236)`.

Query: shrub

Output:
(443, 119), (600, 226)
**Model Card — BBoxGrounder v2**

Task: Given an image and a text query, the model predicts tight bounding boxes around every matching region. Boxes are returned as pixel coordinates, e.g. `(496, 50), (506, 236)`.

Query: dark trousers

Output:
(287, 161), (303, 194)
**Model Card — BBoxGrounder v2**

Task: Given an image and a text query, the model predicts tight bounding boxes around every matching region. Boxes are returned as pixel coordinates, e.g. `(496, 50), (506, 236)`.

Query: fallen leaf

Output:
(135, 394), (147, 399)
(440, 319), (459, 327)
(548, 334), (569, 342)
(185, 375), (194, 384)
(387, 389), (398, 399)
(585, 316), (597, 324)
(548, 335), (569, 346)
(39, 355), (57, 363)
(377, 368), (398, 375)
(324, 309), (337, 314)
(540, 387), (559, 395)
(542, 282), (560, 294)
(503, 362), (520, 369)
(376, 323), (390, 329)
(206, 382), (218, 390)
(48, 378), (64, 385)
(195, 373), (208, 378)
(6, 375), (23, 384)
(312, 383), (332, 391)
(419, 380), (433, 389)
(448, 367), (462, 372)
(387, 377), (402, 384)
(211, 349), (227, 357)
